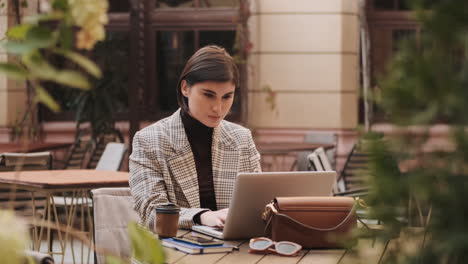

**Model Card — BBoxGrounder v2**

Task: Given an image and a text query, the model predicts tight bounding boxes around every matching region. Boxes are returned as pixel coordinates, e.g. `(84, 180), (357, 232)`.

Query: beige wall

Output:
(0, 1), (39, 127)
(248, 0), (359, 129)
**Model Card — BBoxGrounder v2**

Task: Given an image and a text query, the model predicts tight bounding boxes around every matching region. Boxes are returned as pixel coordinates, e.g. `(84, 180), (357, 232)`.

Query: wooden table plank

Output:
(161, 230), (191, 264)
(0, 142), (71, 153)
(298, 249), (345, 264)
(215, 241), (265, 264)
(337, 239), (387, 264)
(174, 251), (230, 264)
(256, 249), (308, 264)
(0, 170), (129, 190)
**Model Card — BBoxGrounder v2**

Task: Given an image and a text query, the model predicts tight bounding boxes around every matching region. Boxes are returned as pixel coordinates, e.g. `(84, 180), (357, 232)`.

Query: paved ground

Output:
(38, 239), (94, 264)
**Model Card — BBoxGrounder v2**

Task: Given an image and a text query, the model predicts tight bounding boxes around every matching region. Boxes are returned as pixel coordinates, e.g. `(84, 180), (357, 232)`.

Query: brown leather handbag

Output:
(262, 197), (357, 249)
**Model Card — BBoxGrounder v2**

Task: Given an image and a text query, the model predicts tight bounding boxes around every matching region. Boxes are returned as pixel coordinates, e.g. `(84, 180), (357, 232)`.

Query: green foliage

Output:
(128, 222), (165, 264)
(68, 32), (128, 138)
(0, 0), (102, 112)
(0, 210), (30, 264)
(0, 63), (28, 80)
(359, 0), (468, 263)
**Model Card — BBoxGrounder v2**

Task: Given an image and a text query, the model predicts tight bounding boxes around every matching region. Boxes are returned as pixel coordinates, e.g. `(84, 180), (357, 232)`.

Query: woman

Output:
(129, 45), (261, 231)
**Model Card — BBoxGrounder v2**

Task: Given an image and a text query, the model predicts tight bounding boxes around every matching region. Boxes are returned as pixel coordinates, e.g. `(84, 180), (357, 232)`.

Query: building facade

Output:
(1, 0), (435, 169)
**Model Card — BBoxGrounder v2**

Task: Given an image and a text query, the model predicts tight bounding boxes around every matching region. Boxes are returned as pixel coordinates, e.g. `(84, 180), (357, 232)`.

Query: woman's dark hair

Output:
(176, 45), (239, 113)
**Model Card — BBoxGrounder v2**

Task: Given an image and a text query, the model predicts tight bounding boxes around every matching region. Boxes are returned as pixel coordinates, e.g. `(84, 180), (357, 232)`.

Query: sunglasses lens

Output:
(251, 239), (271, 250)
(276, 243), (300, 255)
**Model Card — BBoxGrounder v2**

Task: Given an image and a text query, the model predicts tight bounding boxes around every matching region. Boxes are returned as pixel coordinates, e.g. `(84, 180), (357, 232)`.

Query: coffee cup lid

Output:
(156, 203), (180, 213)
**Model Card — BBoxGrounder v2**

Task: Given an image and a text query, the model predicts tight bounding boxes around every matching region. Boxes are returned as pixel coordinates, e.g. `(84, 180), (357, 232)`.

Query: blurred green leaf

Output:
(6, 24), (32, 40)
(22, 51), (58, 79)
(53, 70), (91, 90)
(58, 23), (73, 50)
(35, 85), (60, 112)
(52, 0), (69, 11)
(4, 41), (41, 54)
(25, 26), (56, 48)
(53, 49), (102, 78)
(4, 25), (56, 54)
(128, 222), (165, 264)
(22, 52), (91, 90)
(0, 63), (29, 80)
(105, 256), (127, 264)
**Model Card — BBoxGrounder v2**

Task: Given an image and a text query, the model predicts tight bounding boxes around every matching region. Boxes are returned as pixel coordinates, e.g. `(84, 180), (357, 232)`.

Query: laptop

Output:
(192, 171), (336, 240)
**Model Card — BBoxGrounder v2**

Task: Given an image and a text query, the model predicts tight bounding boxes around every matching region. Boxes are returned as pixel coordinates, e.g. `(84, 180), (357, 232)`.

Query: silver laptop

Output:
(192, 171), (336, 240)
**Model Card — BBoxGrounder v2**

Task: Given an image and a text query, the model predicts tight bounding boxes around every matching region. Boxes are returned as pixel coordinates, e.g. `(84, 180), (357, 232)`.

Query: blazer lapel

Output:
(166, 109), (200, 208)
(212, 122), (240, 208)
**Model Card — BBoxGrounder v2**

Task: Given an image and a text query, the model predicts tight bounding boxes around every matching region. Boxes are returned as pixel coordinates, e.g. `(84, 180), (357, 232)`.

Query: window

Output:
(145, 2), (246, 121)
(41, 0), (247, 123)
(363, 0), (421, 122)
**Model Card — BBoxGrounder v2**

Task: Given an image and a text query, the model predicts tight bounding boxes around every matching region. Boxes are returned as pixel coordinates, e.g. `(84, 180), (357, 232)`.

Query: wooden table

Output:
(256, 143), (334, 171)
(162, 230), (388, 264)
(0, 142), (72, 153)
(0, 169), (129, 264)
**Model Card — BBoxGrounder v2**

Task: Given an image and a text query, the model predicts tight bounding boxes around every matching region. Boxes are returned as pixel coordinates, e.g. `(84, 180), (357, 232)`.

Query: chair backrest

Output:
(307, 152), (323, 171)
(304, 131), (337, 145)
(0, 152), (52, 216)
(95, 143), (127, 171)
(296, 131), (338, 171)
(65, 129), (93, 169)
(307, 150), (341, 193)
(87, 131), (124, 169)
(0, 152), (52, 171)
(340, 143), (371, 192)
(314, 147), (333, 171)
(91, 188), (140, 264)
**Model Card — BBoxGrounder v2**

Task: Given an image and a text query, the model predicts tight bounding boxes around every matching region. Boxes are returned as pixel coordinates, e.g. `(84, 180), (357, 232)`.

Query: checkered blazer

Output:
(129, 109), (261, 231)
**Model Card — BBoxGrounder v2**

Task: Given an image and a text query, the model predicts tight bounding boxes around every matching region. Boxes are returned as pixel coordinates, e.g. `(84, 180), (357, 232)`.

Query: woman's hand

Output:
(200, 208), (229, 227)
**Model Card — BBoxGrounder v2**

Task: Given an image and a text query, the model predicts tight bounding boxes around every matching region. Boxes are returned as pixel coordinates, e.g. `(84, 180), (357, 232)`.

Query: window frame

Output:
(365, 0), (422, 122)
(40, 1), (248, 124)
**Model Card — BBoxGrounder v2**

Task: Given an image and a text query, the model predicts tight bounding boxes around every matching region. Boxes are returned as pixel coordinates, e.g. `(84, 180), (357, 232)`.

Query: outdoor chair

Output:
(0, 152), (55, 259)
(307, 145), (367, 196)
(0, 152), (52, 216)
(307, 152), (323, 171)
(52, 142), (128, 234)
(296, 131), (337, 171)
(87, 130), (124, 169)
(337, 143), (371, 197)
(91, 187), (140, 264)
(23, 250), (54, 264)
(59, 128), (124, 170)
(307, 147), (342, 193)
(95, 143), (127, 171)
(60, 129), (93, 169)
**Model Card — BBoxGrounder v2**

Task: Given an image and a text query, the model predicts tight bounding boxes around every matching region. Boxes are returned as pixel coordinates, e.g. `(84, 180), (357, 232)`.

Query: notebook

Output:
(192, 171), (336, 240)
(161, 238), (236, 254)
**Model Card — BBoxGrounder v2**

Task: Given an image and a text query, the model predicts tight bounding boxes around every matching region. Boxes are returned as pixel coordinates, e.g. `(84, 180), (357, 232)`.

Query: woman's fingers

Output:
(215, 218), (224, 228)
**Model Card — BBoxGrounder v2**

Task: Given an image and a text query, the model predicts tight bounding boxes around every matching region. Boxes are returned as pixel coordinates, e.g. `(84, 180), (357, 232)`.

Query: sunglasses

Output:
(248, 237), (302, 256)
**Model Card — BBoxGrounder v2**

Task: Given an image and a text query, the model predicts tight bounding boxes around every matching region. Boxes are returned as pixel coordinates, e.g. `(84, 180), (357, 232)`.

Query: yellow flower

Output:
(68, 0), (109, 50)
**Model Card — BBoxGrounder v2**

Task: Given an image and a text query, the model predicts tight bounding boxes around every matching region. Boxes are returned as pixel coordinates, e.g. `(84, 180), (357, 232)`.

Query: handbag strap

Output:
(270, 202), (358, 232)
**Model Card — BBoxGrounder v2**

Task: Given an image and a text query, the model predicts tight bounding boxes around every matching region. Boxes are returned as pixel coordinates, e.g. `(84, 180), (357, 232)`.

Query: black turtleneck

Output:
(181, 110), (217, 211)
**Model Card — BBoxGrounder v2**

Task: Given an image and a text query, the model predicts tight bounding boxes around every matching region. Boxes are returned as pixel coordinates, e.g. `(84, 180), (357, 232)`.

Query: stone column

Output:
(0, 1), (38, 135)
(248, 0), (359, 129)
